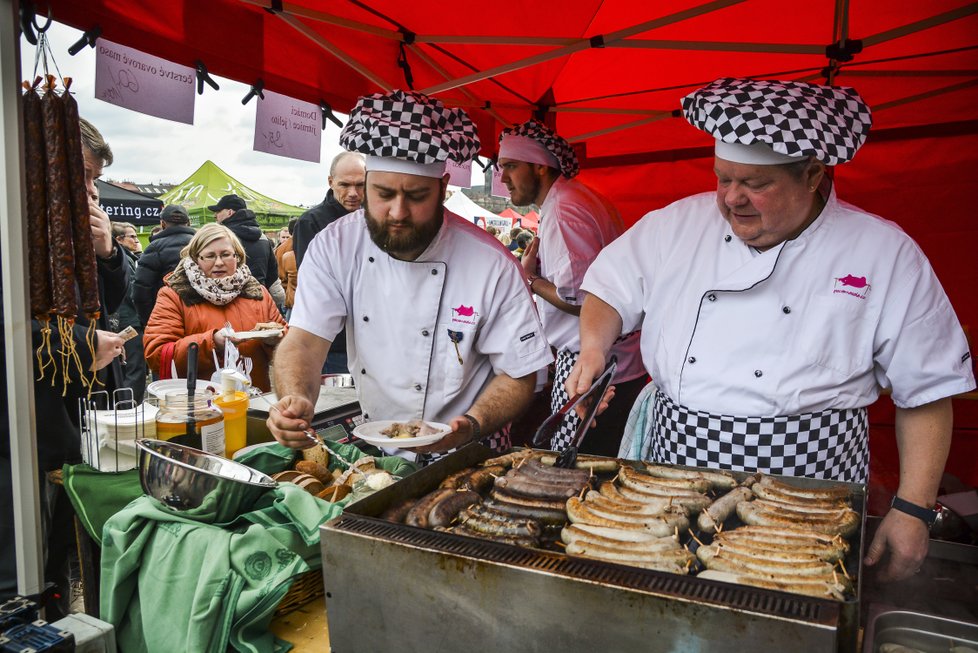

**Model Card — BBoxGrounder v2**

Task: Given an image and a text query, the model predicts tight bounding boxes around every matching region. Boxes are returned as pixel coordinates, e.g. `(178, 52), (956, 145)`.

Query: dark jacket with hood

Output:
(222, 209), (278, 290)
(132, 224), (195, 326)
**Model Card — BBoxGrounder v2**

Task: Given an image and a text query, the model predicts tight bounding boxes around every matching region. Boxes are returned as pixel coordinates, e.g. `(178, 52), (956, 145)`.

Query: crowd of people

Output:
(3, 75), (975, 613)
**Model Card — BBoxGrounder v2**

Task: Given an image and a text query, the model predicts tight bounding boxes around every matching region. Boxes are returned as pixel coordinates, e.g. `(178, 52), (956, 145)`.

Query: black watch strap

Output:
(890, 495), (939, 527)
(462, 414), (482, 443)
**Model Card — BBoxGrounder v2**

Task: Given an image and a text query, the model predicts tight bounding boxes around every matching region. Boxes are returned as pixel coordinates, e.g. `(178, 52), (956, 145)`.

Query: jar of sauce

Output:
(155, 391), (225, 456)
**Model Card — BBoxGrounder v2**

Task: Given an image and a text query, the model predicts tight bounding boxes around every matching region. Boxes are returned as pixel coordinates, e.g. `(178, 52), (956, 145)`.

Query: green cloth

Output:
(62, 441), (419, 653)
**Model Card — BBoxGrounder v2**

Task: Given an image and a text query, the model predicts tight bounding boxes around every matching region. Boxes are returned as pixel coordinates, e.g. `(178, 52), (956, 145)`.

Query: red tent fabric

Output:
(521, 210), (540, 232)
(43, 0), (978, 483)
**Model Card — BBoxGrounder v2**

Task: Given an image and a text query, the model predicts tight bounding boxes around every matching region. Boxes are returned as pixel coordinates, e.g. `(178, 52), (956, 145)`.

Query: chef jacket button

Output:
(361, 369), (366, 374)
(782, 306), (791, 314)
(754, 370), (763, 378)
(368, 256), (374, 262)
(422, 329), (430, 337)
(724, 235), (732, 242)
(362, 316), (369, 322)
(363, 413), (369, 419)
(707, 293), (716, 302)
(414, 383), (423, 391)
(688, 356), (696, 364)
(431, 269), (438, 275)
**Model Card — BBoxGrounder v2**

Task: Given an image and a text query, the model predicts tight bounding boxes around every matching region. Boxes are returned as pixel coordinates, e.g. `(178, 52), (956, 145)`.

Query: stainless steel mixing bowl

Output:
(136, 439), (277, 523)
(320, 373), (355, 388)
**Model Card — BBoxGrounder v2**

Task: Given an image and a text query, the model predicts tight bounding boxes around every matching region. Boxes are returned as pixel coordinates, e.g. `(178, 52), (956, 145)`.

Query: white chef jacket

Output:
(582, 184), (975, 416)
(291, 209), (553, 426)
(537, 176), (644, 382)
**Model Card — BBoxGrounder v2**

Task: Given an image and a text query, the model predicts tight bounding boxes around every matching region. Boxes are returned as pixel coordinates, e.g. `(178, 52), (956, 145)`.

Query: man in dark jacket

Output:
(132, 204), (195, 326)
(209, 194), (278, 289)
(291, 152), (364, 373)
(292, 152), (365, 267)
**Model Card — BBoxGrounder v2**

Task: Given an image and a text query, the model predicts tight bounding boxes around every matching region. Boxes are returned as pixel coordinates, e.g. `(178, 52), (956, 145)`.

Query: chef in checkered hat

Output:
(568, 77), (974, 581)
(268, 90), (552, 461)
(498, 121), (645, 457)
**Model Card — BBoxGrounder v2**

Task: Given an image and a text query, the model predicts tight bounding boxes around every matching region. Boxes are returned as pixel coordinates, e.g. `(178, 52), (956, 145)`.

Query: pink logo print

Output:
(833, 274), (871, 299)
(837, 274), (868, 289)
(453, 305), (475, 317)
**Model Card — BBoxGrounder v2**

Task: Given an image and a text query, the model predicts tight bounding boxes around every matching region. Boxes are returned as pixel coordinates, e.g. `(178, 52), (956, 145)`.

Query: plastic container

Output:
(154, 391), (225, 456)
(215, 392), (248, 458)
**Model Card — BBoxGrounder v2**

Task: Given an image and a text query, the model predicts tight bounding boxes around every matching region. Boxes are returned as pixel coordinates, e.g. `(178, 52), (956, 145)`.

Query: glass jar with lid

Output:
(155, 391), (225, 456)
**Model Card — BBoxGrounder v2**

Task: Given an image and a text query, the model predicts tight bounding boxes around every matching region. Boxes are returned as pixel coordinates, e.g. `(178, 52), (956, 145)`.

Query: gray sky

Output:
(22, 21), (482, 207)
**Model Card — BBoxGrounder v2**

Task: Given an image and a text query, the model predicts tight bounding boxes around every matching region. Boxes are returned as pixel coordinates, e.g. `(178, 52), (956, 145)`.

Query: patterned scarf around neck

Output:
(182, 257), (252, 306)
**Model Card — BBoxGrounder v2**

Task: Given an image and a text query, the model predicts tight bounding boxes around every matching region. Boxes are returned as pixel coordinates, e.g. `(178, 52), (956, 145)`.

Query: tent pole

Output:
(862, 3), (978, 48)
(421, 0), (747, 95)
(567, 113), (672, 143)
(0, 0), (44, 598)
(614, 40), (821, 54)
(238, 0), (402, 40)
(272, 12), (396, 90)
(872, 78), (978, 112)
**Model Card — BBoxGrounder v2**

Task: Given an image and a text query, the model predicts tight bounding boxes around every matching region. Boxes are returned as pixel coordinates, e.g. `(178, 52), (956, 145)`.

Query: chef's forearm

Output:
(529, 278), (581, 316)
(893, 398), (953, 507)
(467, 372), (537, 437)
(579, 293), (624, 358)
(272, 327), (332, 404)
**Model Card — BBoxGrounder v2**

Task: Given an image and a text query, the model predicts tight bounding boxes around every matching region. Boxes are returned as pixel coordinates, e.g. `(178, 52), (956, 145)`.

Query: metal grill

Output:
(330, 513), (831, 624)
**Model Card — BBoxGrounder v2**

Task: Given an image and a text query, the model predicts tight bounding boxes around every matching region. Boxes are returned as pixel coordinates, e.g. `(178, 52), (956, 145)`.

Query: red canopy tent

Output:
(521, 210), (540, 232)
(37, 0), (978, 487)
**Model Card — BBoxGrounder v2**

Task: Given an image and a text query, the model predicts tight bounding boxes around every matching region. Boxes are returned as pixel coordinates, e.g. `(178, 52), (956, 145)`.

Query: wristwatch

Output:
(890, 495), (940, 528)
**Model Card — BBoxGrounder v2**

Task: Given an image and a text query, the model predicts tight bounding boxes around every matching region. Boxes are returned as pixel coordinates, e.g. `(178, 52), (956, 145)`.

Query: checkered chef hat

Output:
(339, 90), (481, 178)
(498, 120), (579, 178)
(682, 77), (872, 166)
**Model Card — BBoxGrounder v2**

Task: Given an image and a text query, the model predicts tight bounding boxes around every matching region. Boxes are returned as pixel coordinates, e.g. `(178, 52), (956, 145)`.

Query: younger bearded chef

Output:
(268, 91), (553, 460)
(567, 77), (975, 581)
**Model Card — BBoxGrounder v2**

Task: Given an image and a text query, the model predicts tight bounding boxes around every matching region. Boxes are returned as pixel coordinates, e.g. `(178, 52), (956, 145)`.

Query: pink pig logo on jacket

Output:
(451, 304), (479, 325)
(833, 274), (871, 299)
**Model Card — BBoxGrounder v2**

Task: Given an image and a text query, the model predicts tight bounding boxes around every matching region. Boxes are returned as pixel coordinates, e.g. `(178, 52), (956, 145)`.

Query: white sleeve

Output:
(581, 213), (655, 334)
(289, 226), (349, 342)
(548, 205), (605, 306)
(875, 244), (976, 407)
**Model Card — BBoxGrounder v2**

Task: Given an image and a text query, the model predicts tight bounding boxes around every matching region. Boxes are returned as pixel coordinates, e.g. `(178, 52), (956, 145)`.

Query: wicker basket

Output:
(275, 568), (324, 616)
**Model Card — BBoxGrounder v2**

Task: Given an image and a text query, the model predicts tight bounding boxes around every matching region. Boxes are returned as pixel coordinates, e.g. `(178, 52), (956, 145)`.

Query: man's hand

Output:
(266, 394), (316, 449)
(89, 198), (114, 259)
(863, 508), (930, 582)
(92, 330), (126, 371)
(411, 415), (475, 454)
(521, 237), (540, 276)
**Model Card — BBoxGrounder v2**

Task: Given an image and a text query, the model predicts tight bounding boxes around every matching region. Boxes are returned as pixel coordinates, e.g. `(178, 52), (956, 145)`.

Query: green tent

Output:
(158, 160), (306, 226)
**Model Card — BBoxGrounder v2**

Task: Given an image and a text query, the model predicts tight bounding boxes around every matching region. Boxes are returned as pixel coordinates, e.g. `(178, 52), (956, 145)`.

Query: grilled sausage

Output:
(560, 525), (680, 551)
(755, 475), (849, 501)
(584, 491), (676, 516)
(380, 498), (419, 523)
(696, 569), (848, 601)
(619, 465), (711, 493)
(428, 490), (481, 528)
(750, 483), (849, 508)
(447, 523), (538, 548)
(715, 525), (850, 549)
(579, 499), (689, 532)
(463, 465), (504, 493)
(521, 458), (591, 483)
(481, 450), (538, 469)
(495, 474), (582, 500)
(704, 539), (830, 564)
(565, 541), (694, 572)
(566, 497), (679, 537)
(540, 454), (619, 474)
(612, 483), (711, 514)
(736, 501), (860, 538)
(439, 467), (477, 490)
(697, 545), (840, 580)
(564, 522), (678, 544)
(460, 504), (542, 539)
(696, 486), (754, 532)
(643, 463), (737, 491)
(405, 488), (455, 528)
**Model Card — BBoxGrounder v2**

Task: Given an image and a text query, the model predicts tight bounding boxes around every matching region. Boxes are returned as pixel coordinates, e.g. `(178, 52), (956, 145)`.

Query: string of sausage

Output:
(62, 78), (101, 389)
(23, 77), (54, 378)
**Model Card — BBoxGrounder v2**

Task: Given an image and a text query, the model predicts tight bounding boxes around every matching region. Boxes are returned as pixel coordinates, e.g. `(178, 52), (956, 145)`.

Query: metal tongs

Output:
(532, 356), (617, 468)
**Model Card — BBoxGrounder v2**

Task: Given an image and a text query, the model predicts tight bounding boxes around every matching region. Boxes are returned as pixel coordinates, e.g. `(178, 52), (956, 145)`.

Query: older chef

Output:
(268, 90), (553, 459)
(567, 77), (975, 581)
(497, 121), (645, 457)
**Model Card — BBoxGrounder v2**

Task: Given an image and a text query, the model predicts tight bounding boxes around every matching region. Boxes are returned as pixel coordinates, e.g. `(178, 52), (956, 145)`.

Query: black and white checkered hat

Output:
(339, 90), (480, 167)
(682, 77), (872, 166)
(499, 120), (579, 178)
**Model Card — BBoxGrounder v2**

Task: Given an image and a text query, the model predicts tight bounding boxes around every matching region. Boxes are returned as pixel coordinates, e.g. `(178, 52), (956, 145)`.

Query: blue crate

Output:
(0, 620), (74, 652)
(0, 598), (38, 633)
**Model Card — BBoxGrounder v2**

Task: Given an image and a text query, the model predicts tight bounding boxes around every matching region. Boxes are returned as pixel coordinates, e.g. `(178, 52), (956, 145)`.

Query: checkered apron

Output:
(417, 426), (510, 467)
(650, 390), (869, 483)
(550, 349), (582, 451)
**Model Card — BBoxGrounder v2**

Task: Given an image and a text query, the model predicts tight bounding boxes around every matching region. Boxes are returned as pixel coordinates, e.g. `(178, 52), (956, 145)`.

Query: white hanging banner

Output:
(491, 167), (510, 198)
(253, 90), (322, 163)
(94, 38), (195, 124)
(446, 159), (472, 187)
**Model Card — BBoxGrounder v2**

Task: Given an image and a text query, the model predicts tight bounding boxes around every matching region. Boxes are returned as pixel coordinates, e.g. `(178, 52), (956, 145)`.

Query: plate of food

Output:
(352, 419), (453, 448)
(232, 323), (285, 340)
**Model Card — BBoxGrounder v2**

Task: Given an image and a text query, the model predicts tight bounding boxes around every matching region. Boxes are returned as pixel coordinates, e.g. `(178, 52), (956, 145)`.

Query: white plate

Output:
(146, 379), (218, 400)
(352, 420), (452, 448)
(232, 329), (284, 340)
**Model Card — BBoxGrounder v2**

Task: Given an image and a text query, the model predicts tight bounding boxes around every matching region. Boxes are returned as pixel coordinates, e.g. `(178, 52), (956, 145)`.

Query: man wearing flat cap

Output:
(208, 193), (278, 290)
(132, 204), (196, 326)
(568, 77), (974, 581)
(268, 90), (552, 461)
(498, 121), (645, 457)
